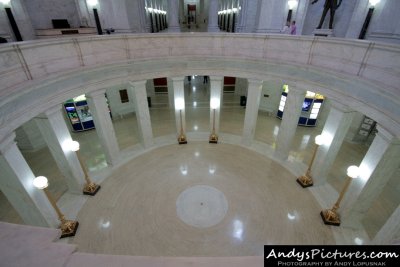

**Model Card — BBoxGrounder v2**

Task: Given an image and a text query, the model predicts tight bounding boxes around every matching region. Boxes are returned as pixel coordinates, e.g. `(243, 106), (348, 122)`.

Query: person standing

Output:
(281, 21), (291, 34)
(290, 21), (297, 35)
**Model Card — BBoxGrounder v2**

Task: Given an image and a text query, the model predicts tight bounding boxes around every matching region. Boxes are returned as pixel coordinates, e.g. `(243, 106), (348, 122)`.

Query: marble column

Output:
(0, 133), (58, 227)
(209, 76), (223, 134)
(342, 126), (400, 228)
(34, 106), (86, 194)
(254, 0), (278, 33)
(207, 0), (219, 32)
(86, 90), (120, 166)
(167, 78), (174, 108)
(168, 0), (180, 32)
(172, 77), (186, 136)
(295, 0), (310, 35)
(242, 79), (263, 146)
(129, 81), (154, 149)
(311, 102), (355, 185)
(275, 85), (306, 160)
(373, 204), (400, 244)
(345, 0), (370, 39)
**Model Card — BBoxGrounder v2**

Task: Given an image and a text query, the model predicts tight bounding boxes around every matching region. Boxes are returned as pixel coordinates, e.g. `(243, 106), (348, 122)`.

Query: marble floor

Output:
(0, 75), (399, 254)
(70, 143), (335, 256)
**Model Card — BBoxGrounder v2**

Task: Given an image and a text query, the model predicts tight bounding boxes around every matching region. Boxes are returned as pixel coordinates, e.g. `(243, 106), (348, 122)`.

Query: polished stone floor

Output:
(70, 143), (335, 256)
(0, 76), (399, 252)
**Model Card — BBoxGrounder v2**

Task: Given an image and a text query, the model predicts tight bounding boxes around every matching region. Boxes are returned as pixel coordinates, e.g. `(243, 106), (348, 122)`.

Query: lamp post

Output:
(33, 176), (79, 238)
(67, 140), (101, 195)
(297, 134), (325, 188)
(359, 0), (380, 39)
(287, 0), (298, 22)
(1, 0), (23, 41)
(320, 165), (360, 226)
(87, 0), (102, 35)
(209, 98), (219, 144)
(175, 98), (187, 144)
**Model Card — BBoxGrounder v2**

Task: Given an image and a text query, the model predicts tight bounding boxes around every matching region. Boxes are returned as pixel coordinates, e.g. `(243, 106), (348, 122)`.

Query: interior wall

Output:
(106, 85), (135, 118)
(23, 0), (81, 29)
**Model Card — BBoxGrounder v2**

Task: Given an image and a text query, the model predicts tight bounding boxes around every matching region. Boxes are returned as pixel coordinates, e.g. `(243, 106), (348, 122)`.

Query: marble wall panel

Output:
(221, 36), (264, 59)
(0, 47), (29, 95)
(264, 37), (311, 65)
(23, 0), (80, 29)
(360, 44), (400, 94)
(19, 41), (81, 79)
(309, 39), (369, 76)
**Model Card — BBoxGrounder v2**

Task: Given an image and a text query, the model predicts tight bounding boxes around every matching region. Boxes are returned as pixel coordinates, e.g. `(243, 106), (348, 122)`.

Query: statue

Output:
(311, 0), (342, 29)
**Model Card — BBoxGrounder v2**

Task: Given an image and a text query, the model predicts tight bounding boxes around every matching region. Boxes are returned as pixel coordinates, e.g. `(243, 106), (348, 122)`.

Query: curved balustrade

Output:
(0, 33), (399, 138)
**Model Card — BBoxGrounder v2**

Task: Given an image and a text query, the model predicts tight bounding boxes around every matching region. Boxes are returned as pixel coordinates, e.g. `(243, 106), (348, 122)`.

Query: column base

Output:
(296, 175), (314, 188)
(209, 133), (218, 144)
(178, 133), (187, 145)
(83, 183), (101, 196)
(60, 220), (79, 238)
(320, 210), (340, 226)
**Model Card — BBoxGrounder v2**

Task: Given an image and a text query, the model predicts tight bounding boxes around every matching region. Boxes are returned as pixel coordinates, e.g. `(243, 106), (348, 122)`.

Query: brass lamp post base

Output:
(60, 220), (79, 238)
(209, 133), (218, 144)
(320, 210), (340, 226)
(296, 175), (314, 188)
(178, 134), (187, 144)
(83, 182), (101, 196)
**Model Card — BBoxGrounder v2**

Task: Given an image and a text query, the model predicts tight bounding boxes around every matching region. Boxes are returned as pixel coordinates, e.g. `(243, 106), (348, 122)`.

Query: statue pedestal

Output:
(313, 29), (334, 37)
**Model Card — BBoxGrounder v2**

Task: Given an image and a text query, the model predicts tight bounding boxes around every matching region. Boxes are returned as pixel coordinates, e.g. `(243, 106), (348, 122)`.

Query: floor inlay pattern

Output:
(70, 142), (335, 256)
(176, 185), (228, 228)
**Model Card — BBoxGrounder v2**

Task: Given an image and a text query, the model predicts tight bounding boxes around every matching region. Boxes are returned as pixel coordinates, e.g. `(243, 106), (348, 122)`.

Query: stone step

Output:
(66, 253), (263, 267)
(1, 222), (77, 267)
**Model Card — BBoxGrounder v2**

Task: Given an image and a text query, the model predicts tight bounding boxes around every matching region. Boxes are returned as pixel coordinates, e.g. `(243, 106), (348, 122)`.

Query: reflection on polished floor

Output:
(0, 76), (399, 251)
(71, 143), (335, 256)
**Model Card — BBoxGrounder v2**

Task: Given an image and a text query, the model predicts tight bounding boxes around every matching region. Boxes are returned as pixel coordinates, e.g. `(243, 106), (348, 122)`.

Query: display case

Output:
(64, 95), (95, 132)
(277, 85), (324, 127)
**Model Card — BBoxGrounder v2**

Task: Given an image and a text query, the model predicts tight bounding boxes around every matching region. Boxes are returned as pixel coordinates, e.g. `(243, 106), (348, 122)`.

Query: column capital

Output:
(247, 78), (263, 87)
(376, 125), (400, 145)
(330, 100), (355, 113)
(42, 104), (63, 118)
(87, 89), (107, 98)
(129, 80), (147, 88)
(0, 132), (16, 154)
(209, 76), (223, 82)
(171, 76), (185, 83)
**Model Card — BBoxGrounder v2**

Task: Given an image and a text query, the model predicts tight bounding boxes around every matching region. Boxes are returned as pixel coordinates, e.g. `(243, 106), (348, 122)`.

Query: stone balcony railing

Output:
(0, 33), (399, 138)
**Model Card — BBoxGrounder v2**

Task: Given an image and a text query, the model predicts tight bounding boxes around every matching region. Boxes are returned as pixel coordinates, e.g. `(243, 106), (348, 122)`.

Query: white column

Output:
(373, 204), (400, 244)
(275, 85), (306, 160)
(168, 0), (180, 32)
(0, 133), (58, 227)
(295, 0), (310, 35)
(242, 79), (263, 146)
(209, 76), (223, 134)
(167, 78), (174, 108)
(34, 106), (86, 194)
(86, 90), (120, 166)
(311, 102), (355, 185)
(345, 0), (370, 39)
(172, 77), (186, 136)
(254, 0), (284, 33)
(342, 126), (400, 227)
(129, 81), (154, 149)
(207, 0), (219, 32)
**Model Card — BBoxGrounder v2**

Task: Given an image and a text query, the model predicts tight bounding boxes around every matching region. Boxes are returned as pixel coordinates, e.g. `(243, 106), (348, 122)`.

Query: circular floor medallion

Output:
(176, 185), (228, 228)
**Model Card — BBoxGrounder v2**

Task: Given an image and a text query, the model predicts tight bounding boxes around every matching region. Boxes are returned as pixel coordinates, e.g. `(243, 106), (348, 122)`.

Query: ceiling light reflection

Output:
(233, 219), (244, 241)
